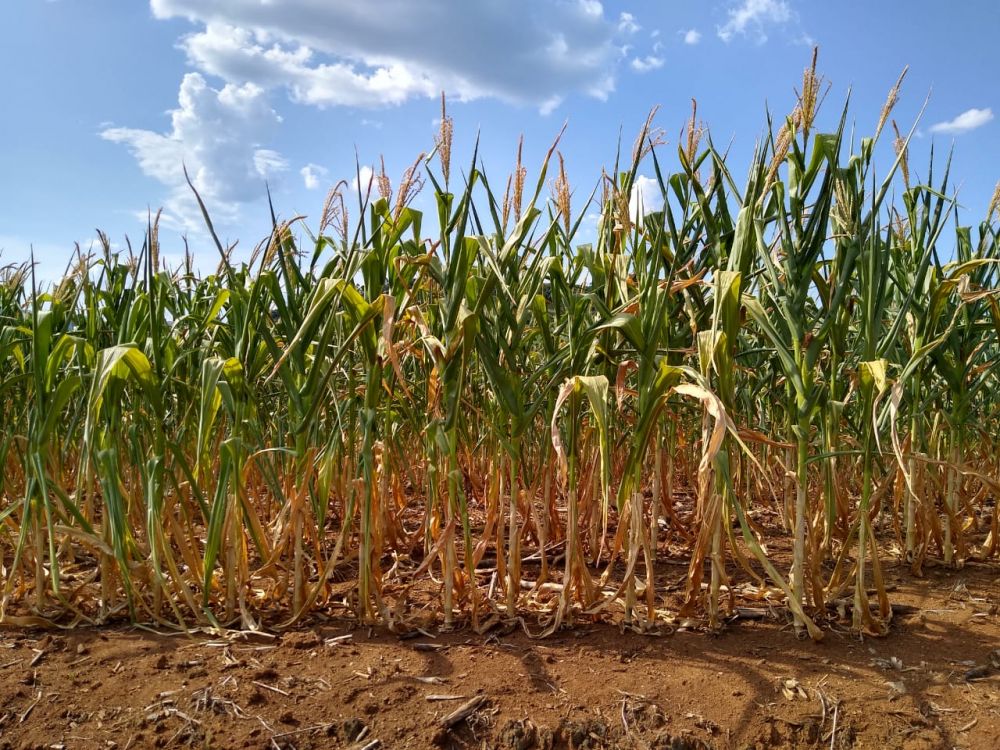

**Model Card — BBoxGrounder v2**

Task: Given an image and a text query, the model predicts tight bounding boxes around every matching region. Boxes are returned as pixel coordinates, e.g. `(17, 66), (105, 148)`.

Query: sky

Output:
(1, 0), (998, 279)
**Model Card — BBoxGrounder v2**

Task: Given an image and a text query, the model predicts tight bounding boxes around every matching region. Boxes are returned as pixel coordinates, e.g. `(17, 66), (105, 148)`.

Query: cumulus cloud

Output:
(929, 107), (994, 135)
(179, 24), (438, 108)
(150, 0), (627, 112)
(301, 163), (327, 190)
(630, 55), (664, 73)
(618, 12), (640, 34)
(351, 165), (374, 191)
(351, 165), (376, 202)
(101, 72), (286, 232)
(718, 0), (793, 43)
(106, 1), (641, 234)
(629, 175), (664, 220)
(682, 29), (702, 45)
(630, 38), (664, 74)
(539, 96), (564, 116)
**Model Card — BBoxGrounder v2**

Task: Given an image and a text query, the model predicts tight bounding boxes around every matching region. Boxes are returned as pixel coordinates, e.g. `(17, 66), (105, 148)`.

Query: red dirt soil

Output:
(1, 561), (998, 750)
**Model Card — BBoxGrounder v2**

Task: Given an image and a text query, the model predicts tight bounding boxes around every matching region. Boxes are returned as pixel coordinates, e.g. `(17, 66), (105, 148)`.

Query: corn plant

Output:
(1, 58), (998, 641)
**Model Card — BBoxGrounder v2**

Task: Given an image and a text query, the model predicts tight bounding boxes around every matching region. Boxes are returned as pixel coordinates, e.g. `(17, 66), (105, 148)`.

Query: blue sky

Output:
(2, 0), (998, 279)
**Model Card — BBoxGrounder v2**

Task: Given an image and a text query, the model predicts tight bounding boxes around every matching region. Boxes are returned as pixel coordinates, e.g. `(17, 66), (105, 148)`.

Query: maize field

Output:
(2, 58), (999, 642)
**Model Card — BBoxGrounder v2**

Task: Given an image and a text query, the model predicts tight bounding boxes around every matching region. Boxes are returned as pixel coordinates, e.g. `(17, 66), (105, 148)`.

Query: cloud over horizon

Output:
(103, 0), (652, 230)
(629, 175), (664, 220)
(101, 72), (287, 233)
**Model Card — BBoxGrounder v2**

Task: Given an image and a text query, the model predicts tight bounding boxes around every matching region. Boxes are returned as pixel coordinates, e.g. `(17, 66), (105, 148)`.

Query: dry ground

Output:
(0, 559), (997, 750)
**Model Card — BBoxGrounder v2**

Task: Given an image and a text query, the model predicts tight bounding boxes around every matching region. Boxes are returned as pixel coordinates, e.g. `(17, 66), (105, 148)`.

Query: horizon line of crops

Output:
(2, 53), (1000, 639)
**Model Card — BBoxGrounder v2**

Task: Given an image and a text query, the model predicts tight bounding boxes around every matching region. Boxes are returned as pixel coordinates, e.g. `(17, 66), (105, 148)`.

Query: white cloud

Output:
(151, 0), (629, 112)
(179, 24), (438, 108)
(682, 29), (702, 45)
(101, 72), (286, 233)
(629, 175), (664, 220)
(630, 55), (664, 73)
(351, 165), (375, 199)
(718, 0), (792, 43)
(539, 96), (563, 116)
(618, 12), (640, 34)
(300, 163), (327, 190)
(254, 150), (287, 175)
(929, 107), (994, 135)
(105, 2), (642, 232)
(351, 165), (374, 190)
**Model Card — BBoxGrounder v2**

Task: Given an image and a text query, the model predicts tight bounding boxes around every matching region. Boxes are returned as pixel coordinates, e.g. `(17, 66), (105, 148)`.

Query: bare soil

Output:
(0, 559), (997, 750)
